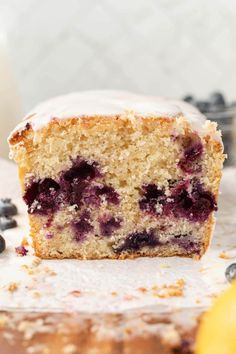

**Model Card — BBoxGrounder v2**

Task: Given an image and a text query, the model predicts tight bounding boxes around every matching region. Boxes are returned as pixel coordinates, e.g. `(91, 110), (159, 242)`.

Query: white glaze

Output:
(0, 169), (235, 313)
(9, 90), (210, 140)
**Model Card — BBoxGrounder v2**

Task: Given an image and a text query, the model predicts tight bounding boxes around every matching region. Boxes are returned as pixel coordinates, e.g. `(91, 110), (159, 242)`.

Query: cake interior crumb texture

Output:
(8, 91), (225, 259)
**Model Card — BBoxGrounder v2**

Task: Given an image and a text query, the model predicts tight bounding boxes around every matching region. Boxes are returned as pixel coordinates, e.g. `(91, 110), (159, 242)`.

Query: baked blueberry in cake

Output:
(8, 91), (225, 259)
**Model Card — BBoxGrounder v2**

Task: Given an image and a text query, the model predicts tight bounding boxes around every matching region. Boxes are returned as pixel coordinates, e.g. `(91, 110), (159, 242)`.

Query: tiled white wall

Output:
(1, 0), (236, 112)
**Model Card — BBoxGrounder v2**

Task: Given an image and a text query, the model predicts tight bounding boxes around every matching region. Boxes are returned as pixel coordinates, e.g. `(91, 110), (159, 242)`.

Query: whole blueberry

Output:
(183, 95), (195, 104)
(196, 101), (210, 113)
(209, 92), (225, 109)
(0, 235), (6, 253)
(0, 198), (17, 217)
(225, 263), (236, 283)
(0, 216), (17, 231)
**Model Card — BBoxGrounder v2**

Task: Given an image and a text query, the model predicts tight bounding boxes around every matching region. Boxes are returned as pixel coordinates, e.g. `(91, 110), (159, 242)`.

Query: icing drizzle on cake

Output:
(9, 90), (213, 141)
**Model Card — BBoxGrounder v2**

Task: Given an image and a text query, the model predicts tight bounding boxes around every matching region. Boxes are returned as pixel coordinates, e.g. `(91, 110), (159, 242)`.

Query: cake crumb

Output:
(152, 279), (185, 298)
(7, 282), (19, 292)
(219, 251), (230, 259)
(159, 264), (171, 269)
(32, 291), (41, 298)
(44, 267), (57, 276)
(152, 285), (159, 291)
(21, 258), (43, 276)
(199, 267), (209, 272)
(123, 294), (136, 301)
(21, 264), (35, 276)
(32, 257), (42, 267)
(111, 291), (118, 296)
(69, 290), (81, 297)
(137, 287), (148, 293)
(176, 279), (185, 287)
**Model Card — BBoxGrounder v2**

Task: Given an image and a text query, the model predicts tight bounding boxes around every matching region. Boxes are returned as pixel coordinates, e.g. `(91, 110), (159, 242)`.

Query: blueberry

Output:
(0, 216), (17, 231)
(225, 263), (236, 283)
(72, 212), (93, 242)
(114, 230), (159, 253)
(0, 235), (6, 253)
(0, 198), (17, 217)
(139, 184), (166, 215)
(99, 216), (121, 237)
(15, 245), (28, 256)
(183, 95), (195, 104)
(178, 136), (203, 173)
(209, 92), (225, 109)
(195, 101), (210, 113)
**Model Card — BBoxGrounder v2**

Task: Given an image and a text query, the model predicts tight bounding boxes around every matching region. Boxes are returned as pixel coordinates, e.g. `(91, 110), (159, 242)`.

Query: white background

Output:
(1, 0), (236, 111)
(0, 0), (235, 157)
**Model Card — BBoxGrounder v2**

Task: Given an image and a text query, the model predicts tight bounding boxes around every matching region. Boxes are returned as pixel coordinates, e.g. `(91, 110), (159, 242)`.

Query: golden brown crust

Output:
(9, 114), (175, 146)
(8, 122), (32, 145)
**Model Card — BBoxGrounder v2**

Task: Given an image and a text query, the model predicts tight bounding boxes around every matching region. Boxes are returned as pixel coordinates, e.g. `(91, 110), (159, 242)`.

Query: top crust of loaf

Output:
(8, 90), (223, 148)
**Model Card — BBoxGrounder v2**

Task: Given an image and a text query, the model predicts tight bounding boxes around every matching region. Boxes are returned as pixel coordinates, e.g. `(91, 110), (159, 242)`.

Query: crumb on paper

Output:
(43, 267), (57, 276)
(195, 298), (201, 304)
(111, 291), (118, 296)
(152, 285), (158, 291)
(159, 264), (171, 269)
(32, 257), (42, 267)
(32, 291), (41, 299)
(152, 279), (185, 298)
(123, 294), (136, 301)
(7, 282), (19, 293)
(69, 290), (81, 297)
(137, 287), (148, 293)
(219, 251), (230, 259)
(199, 267), (210, 273)
(20, 264), (36, 276)
(21, 262), (56, 277)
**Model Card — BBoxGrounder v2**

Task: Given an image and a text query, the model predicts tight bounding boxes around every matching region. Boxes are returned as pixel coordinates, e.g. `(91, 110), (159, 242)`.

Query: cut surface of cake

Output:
(8, 90), (225, 259)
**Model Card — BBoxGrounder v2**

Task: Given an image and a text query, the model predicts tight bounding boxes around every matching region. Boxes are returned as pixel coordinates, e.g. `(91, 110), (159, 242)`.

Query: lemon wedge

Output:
(196, 282), (236, 354)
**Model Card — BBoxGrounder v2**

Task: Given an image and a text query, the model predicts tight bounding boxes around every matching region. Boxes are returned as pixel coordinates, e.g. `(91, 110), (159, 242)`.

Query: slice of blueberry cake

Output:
(8, 91), (225, 259)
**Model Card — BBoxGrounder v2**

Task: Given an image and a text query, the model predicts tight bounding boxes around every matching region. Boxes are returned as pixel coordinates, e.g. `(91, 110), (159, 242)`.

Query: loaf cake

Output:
(8, 90), (225, 259)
